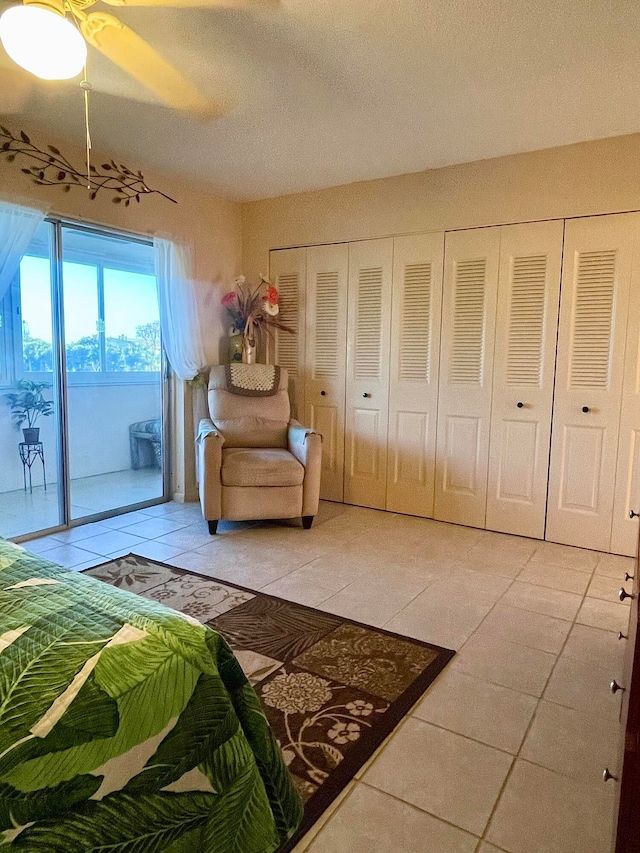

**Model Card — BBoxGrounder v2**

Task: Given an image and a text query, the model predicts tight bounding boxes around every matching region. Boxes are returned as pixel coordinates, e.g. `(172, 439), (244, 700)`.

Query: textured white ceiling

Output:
(2, 0), (640, 200)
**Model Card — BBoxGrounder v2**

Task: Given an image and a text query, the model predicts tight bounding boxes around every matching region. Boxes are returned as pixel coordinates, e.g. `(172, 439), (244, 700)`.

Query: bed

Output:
(0, 537), (303, 851)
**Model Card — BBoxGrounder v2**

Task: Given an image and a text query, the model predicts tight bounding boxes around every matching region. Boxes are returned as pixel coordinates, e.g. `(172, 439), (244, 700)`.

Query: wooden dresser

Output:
(611, 511), (640, 852)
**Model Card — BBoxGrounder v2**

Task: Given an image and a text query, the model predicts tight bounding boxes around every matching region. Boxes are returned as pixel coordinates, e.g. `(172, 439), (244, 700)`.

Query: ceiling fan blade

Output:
(0, 66), (35, 113)
(80, 12), (229, 119)
(99, 0), (278, 8)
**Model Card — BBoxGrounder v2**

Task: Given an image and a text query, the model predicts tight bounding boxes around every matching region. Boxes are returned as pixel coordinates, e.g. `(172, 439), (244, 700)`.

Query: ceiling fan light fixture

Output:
(0, 2), (87, 81)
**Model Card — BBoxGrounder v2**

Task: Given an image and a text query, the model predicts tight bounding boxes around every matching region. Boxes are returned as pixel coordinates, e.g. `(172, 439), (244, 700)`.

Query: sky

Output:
(20, 256), (159, 344)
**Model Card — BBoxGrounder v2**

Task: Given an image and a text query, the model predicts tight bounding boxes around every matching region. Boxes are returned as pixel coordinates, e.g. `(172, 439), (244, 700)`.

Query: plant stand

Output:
(19, 442), (47, 494)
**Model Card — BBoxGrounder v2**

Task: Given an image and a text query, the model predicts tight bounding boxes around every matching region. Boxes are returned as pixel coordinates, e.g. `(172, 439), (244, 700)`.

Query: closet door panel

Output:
(344, 238), (393, 509)
(612, 236), (640, 556)
(386, 232), (444, 517)
(486, 220), (563, 539)
(443, 415), (482, 494)
(304, 243), (349, 502)
(434, 227), (501, 528)
(546, 213), (636, 552)
(269, 248), (306, 419)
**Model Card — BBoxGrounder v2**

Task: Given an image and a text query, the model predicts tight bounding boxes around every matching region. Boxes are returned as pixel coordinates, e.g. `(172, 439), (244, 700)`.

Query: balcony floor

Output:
(0, 468), (163, 539)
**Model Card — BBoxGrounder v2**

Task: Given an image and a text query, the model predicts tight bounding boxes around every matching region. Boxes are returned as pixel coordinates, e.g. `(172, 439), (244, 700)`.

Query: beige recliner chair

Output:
(197, 364), (322, 534)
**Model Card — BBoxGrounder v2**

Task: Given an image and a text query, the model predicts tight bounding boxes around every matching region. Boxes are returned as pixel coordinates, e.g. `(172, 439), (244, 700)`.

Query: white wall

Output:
(0, 382), (161, 492)
(0, 119), (243, 501)
(242, 133), (640, 275)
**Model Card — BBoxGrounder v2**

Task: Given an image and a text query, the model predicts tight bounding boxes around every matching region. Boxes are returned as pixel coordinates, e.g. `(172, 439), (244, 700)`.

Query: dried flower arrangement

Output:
(222, 275), (293, 347)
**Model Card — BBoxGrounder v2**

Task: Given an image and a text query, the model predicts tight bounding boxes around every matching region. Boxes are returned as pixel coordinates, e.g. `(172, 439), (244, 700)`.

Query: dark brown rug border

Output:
(84, 553), (455, 852)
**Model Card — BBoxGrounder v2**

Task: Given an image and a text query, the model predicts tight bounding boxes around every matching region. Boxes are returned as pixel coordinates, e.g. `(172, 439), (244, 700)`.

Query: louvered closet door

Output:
(344, 238), (393, 509)
(269, 248), (306, 419)
(386, 232), (444, 517)
(304, 243), (349, 502)
(610, 216), (640, 556)
(486, 221), (563, 539)
(434, 227), (501, 528)
(546, 214), (635, 552)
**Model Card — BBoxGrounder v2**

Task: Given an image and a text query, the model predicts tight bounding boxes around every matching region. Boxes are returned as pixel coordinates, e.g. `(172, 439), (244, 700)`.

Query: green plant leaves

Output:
(200, 758), (278, 853)
(5, 651), (199, 792)
(0, 775), (102, 832)
(0, 673), (120, 779)
(94, 633), (180, 698)
(2, 380), (54, 430)
(160, 827), (206, 853)
(233, 684), (304, 844)
(9, 790), (215, 852)
(0, 607), (119, 760)
(0, 543), (303, 850)
(125, 673), (238, 794)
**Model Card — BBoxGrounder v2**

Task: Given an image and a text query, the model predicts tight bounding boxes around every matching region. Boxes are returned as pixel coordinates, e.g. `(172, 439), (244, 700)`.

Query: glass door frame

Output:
(14, 217), (171, 542)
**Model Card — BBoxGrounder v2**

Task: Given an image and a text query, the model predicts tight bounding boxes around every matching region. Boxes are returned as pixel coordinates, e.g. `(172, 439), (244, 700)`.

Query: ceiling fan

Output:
(0, 0), (277, 119)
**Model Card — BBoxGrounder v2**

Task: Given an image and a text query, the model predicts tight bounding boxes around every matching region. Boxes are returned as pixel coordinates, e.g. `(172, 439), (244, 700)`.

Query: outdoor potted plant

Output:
(3, 379), (54, 444)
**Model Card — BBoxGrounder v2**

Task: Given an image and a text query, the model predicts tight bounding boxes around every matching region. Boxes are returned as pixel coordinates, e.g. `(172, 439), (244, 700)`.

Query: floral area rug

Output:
(86, 554), (455, 850)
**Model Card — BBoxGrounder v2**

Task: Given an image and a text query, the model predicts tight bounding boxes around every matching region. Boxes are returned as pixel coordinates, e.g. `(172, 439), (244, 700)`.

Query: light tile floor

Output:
(0, 468), (162, 539)
(18, 500), (631, 853)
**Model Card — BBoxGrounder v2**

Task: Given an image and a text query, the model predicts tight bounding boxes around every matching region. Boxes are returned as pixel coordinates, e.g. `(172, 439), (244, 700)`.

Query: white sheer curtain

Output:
(0, 200), (47, 302)
(153, 236), (206, 380)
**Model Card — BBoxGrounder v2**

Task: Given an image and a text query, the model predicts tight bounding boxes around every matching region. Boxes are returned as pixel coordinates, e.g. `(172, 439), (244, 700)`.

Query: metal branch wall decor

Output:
(0, 125), (177, 206)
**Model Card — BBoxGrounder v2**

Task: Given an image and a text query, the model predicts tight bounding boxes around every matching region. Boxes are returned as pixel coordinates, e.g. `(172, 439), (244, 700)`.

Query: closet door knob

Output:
(610, 680), (625, 694)
(362, 392), (371, 398)
(618, 631), (628, 640)
(582, 406), (590, 413)
(619, 588), (635, 602)
(630, 510), (639, 519)
(517, 402), (524, 408)
(625, 572), (635, 582)
(603, 768), (618, 782)
(320, 390), (326, 396)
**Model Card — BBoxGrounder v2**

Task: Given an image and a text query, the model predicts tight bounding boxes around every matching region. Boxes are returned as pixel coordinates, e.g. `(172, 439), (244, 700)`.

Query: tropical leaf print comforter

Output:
(0, 537), (303, 851)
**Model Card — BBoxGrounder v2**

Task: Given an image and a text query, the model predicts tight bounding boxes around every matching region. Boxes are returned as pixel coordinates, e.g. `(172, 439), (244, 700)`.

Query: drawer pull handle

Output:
(320, 390), (326, 396)
(619, 588), (635, 602)
(582, 406), (590, 413)
(618, 631), (628, 640)
(625, 573), (634, 582)
(603, 768), (617, 782)
(362, 393), (371, 398)
(517, 402), (524, 408)
(611, 680), (625, 694)
(630, 510), (640, 519)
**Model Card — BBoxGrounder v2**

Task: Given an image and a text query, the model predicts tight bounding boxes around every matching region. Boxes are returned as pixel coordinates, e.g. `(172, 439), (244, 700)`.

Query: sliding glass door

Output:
(61, 227), (164, 521)
(0, 221), (64, 537)
(0, 221), (167, 539)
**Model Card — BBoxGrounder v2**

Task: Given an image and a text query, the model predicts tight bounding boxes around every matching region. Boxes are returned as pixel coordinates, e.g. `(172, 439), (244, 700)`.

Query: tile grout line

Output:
(25, 508), (629, 852)
(350, 544), (535, 849)
(356, 778), (482, 845)
(477, 548), (622, 848)
(299, 782), (360, 853)
(361, 540), (615, 849)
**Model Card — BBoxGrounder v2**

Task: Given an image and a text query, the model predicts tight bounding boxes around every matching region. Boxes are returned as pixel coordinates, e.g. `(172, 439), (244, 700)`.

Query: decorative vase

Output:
(242, 336), (257, 364)
(229, 332), (243, 363)
(23, 427), (39, 444)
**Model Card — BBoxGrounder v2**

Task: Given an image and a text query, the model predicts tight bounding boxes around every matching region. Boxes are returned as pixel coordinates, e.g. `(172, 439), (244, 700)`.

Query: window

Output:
(19, 255), (54, 374)
(0, 222), (159, 387)
(0, 289), (13, 385)
(63, 261), (100, 373)
(104, 268), (160, 372)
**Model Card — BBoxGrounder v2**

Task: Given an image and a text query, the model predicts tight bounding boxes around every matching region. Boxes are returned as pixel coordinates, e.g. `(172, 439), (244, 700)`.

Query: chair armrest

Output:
(196, 419), (224, 521)
(288, 419), (320, 466)
(288, 420), (322, 518)
(197, 418), (223, 445)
